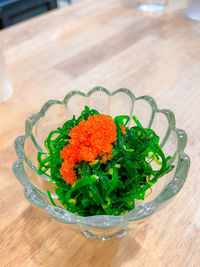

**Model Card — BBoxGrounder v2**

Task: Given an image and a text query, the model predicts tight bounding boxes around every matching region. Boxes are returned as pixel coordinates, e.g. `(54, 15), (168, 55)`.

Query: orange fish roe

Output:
(101, 152), (114, 164)
(60, 114), (117, 185)
(120, 125), (126, 135)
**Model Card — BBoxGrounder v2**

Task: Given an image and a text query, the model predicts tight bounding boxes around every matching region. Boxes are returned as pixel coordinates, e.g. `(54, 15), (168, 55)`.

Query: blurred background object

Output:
(0, 0), (57, 29)
(0, 48), (13, 102)
(186, 0), (200, 21)
(0, 0), (83, 29)
(138, 0), (167, 12)
(57, 0), (81, 8)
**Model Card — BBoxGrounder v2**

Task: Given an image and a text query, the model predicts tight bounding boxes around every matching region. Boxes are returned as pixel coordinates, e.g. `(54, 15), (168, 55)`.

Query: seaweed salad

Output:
(38, 106), (174, 216)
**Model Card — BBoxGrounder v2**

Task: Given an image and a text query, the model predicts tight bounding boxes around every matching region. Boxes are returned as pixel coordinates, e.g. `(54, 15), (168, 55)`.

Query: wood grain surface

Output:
(0, 0), (200, 266)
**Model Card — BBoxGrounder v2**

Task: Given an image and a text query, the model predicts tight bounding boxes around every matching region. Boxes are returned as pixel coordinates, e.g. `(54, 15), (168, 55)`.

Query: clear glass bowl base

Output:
(79, 223), (128, 240)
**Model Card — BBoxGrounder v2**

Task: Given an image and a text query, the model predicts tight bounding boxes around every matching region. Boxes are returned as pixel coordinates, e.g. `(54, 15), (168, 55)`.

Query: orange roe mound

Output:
(60, 114), (117, 185)
(120, 125), (126, 135)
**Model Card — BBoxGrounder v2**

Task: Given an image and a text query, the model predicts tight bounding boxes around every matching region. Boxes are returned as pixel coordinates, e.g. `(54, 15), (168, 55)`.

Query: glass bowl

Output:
(12, 87), (190, 240)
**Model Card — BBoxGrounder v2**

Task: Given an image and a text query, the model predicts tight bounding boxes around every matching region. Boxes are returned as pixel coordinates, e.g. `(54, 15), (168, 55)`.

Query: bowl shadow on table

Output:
(21, 205), (148, 267)
(76, 220), (149, 267)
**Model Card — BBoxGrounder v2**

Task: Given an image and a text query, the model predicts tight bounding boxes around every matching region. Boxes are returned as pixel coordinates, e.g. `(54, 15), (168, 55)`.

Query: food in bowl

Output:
(37, 106), (174, 216)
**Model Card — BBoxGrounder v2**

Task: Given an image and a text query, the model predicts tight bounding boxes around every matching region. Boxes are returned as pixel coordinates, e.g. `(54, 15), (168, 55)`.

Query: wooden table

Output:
(1, 0), (200, 266)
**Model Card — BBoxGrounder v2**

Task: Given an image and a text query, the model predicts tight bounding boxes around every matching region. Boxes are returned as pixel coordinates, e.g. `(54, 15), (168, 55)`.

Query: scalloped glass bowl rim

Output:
(12, 87), (190, 228)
